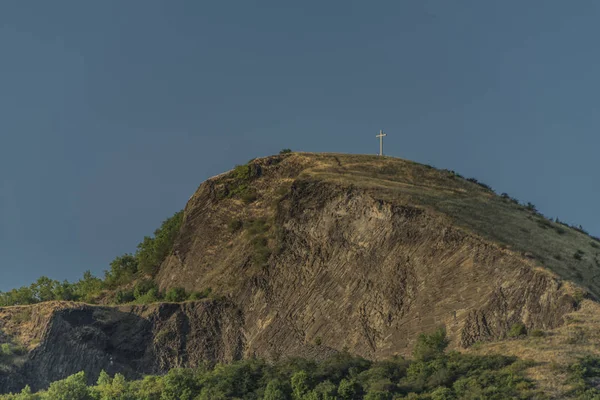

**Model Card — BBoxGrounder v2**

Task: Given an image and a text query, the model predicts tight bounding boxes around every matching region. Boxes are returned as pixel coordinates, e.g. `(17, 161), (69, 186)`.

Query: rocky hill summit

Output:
(1, 152), (599, 393)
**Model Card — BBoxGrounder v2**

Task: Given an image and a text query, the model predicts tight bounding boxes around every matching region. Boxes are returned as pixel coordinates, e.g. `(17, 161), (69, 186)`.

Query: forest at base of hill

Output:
(2, 328), (599, 400)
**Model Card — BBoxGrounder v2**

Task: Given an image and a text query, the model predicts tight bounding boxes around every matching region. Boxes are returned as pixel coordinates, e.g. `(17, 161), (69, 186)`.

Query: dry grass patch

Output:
(465, 300), (600, 398)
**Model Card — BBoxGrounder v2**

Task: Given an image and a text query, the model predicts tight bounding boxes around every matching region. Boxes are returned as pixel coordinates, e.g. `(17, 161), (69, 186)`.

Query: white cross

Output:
(376, 130), (387, 156)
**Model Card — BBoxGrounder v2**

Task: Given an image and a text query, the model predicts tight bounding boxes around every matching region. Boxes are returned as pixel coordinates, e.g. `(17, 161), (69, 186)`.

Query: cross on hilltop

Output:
(376, 130), (387, 156)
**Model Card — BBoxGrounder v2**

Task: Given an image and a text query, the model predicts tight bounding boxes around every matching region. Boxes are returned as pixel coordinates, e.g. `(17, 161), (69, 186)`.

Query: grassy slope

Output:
(467, 299), (600, 398)
(290, 152), (600, 297)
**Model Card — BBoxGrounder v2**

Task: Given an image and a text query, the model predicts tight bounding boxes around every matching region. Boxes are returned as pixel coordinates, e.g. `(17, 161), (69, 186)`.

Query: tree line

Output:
(0, 211), (183, 307)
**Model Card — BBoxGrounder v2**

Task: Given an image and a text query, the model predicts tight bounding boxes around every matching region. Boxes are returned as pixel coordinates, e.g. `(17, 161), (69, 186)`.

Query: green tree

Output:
(160, 368), (199, 400)
(264, 380), (290, 400)
(338, 379), (362, 400)
(291, 371), (311, 400)
(105, 254), (139, 287)
(313, 381), (336, 400)
(136, 211), (183, 276)
(0, 286), (35, 306)
(128, 375), (163, 400)
(73, 271), (104, 302)
(53, 280), (76, 301)
(10, 385), (39, 400)
(363, 391), (391, 400)
(413, 327), (449, 362)
(43, 371), (93, 400)
(30, 276), (58, 302)
(430, 386), (456, 400)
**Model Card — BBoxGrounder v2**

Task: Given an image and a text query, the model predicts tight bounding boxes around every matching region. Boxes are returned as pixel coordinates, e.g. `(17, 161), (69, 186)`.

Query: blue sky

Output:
(1, 1), (599, 291)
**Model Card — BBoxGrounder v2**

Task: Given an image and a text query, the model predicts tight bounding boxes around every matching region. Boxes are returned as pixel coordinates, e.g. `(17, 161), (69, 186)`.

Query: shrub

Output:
(566, 326), (586, 344)
(526, 202), (537, 212)
(135, 288), (161, 304)
(314, 336), (323, 346)
(279, 148), (292, 154)
(134, 280), (158, 300)
(246, 219), (269, 235)
(508, 323), (527, 338)
(228, 219), (243, 233)
(413, 327), (449, 361)
(466, 178), (493, 192)
(574, 250), (585, 260)
(1, 343), (12, 356)
(251, 239), (271, 267)
(573, 290), (586, 307)
(241, 190), (258, 204)
(232, 164), (253, 181)
(529, 329), (545, 338)
(115, 289), (135, 304)
(188, 288), (212, 300)
(165, 287), (187, 302)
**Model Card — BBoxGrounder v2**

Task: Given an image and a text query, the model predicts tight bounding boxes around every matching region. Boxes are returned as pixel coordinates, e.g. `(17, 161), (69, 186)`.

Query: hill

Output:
(0, 152), (599, 397)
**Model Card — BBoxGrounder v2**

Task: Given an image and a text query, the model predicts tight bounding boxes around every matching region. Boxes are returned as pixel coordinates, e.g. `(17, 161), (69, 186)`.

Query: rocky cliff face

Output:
(0, 153), (592, 393)
(0, 300), (243, 392)
(157, 158), (579, 361)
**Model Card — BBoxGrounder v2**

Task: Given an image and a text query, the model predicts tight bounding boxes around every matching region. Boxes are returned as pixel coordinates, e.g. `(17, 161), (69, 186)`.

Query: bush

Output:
(115, 289), (134, 304)
(228, 219), (243, 233)
(1, 343), (12, 357)
(188, 288), (212, 300)
(574, 250), (585, 260)
(134, 280), (158, 300)
(508, 323), (527, 338)
(165, 287), (187, 302)
(413, 327), (449, 362)
(279, 148), (292, 154)
(135, 288), (161, 304)
(241, 190), (258, 204)
(529, 329), (545, 338)
(466, 178), (493, 192)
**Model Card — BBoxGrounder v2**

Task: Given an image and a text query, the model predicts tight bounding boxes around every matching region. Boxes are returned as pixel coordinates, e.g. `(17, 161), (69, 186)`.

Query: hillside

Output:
(158, 152), (593, 355)
(1, 152), (599, 396)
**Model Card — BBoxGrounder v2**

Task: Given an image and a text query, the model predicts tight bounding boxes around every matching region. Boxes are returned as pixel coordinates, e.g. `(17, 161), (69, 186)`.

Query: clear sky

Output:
(1, 1), (599, 291)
